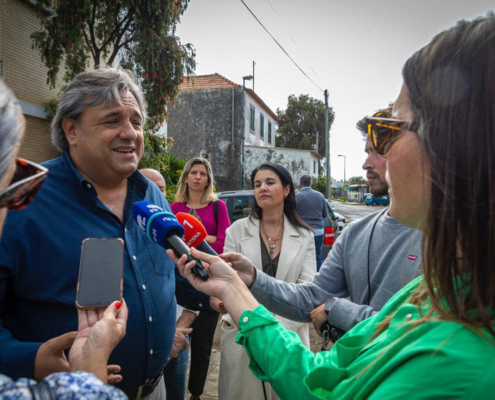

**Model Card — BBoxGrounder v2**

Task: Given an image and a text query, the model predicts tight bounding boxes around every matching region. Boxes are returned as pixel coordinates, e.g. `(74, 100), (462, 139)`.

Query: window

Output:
(313, 160), (317, 174)
(260, 113), (265, 140)
(231, 196), (256, 222)
(268, 122), (272, 144)
(250, 106), (255, 132)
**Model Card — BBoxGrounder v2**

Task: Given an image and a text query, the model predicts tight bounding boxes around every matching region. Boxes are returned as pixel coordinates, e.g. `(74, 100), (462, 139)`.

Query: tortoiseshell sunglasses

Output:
(0, 158), (48, 210)
(365, 117), (415, 156)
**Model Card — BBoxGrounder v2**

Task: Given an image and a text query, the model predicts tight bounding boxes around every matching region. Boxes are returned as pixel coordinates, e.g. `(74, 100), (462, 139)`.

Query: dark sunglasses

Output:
(0, 158), (48, 210)
(366, 117), (413, 156)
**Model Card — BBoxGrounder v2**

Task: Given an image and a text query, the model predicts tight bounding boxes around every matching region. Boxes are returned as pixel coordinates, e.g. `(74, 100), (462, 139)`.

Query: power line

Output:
(240, 0), (324, 93)
(264, 0), (321, 80)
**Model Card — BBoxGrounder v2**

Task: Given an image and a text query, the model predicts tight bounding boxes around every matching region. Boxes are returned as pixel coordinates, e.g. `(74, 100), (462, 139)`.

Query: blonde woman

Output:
(171, 157), (231, 400)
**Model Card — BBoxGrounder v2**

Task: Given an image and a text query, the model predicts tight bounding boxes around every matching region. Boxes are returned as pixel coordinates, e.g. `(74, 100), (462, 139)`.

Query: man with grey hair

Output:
(0, 68), (175, 399)
(296, 174), (327, 270)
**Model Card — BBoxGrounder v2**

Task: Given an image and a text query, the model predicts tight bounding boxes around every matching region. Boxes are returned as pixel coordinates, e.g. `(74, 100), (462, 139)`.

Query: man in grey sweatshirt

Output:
(222, 108), (423, 336)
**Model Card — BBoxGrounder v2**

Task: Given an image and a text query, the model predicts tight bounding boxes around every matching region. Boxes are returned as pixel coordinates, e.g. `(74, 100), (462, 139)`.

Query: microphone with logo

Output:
(175, 212), (219, 256)
(132, 201), (209, 281)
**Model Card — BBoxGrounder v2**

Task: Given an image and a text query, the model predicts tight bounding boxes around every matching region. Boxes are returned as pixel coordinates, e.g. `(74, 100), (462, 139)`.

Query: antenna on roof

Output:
(253, 61), (256, 92)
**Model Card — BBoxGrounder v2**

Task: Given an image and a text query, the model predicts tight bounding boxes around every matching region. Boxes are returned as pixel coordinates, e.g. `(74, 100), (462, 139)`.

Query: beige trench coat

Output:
(218, 215), (316, 400)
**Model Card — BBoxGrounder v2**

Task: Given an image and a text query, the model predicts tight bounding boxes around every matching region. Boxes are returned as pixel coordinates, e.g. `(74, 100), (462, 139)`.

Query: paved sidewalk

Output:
(185, 349), (220, 400)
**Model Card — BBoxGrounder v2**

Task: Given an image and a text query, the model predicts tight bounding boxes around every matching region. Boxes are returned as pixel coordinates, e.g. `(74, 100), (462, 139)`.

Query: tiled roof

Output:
(180, 73), (278, 122)
(181, 73), (240, 90)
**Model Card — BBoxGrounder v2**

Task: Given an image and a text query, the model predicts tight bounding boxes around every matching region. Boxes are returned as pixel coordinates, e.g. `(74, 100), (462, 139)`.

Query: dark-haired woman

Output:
(218, 163), (315, 400)
(170, 14), (495, 400)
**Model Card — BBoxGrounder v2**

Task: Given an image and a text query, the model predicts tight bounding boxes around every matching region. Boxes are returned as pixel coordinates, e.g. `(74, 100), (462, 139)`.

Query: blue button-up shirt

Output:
(0, 152), (176, 398)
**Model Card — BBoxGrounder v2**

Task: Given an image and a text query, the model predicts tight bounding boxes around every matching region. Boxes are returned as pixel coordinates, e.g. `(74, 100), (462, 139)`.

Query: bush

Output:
(311, 175), (327, 195)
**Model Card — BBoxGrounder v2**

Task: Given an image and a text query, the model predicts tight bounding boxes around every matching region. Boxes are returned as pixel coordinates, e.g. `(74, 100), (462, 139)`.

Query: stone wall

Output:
(244, 145), (320, 189)
(167, 87), (245, 191)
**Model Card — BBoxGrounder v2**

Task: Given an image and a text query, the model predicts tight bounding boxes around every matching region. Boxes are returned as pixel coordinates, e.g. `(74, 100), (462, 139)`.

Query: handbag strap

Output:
(213, 200), (219, 235)
(187, 201), (219, 235)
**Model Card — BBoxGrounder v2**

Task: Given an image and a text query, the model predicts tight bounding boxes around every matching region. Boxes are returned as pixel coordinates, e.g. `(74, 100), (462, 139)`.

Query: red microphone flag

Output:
(175, 212), (208, 248)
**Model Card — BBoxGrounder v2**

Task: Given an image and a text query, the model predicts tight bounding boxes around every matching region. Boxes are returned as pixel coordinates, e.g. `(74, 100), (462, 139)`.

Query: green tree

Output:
(275, 94), (335, 156)
(31, 0), (196, 132)
(138, 135), (186, 202)
(311, 175), (326, 195)
(347, 176), (368, 186)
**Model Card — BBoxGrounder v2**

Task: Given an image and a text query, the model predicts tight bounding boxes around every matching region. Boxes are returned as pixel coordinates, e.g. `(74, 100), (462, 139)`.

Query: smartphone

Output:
(76, 238), (124, 308)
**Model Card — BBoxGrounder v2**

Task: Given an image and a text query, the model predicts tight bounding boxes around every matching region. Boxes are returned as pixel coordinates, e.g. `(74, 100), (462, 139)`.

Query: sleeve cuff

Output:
(235, 305), (279, 380)
(250, 268), (267, 298)
(236, 305), (278, 334)
(0, 341), (42, 380)
(184, 308), (200, 316)
(327, 298), (349, 330)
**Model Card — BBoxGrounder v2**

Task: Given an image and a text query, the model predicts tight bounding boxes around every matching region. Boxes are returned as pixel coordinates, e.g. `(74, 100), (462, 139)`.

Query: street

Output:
(331, 200), (386, 223)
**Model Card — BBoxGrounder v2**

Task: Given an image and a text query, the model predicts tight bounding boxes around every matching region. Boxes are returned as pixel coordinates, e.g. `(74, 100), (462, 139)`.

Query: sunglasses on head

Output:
(0, 158), (48, 210)
(365, 117), (413, 156)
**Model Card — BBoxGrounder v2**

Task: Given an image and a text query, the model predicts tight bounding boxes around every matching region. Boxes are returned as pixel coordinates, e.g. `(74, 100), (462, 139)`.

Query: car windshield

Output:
(231, 196), (255, 222)
(326, 202), (336, 219)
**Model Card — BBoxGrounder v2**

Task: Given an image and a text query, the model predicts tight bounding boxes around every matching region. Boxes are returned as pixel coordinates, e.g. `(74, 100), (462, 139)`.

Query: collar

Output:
(379, 208), (407, 227)
(245, 214), (300, 238)
(61, 151), (148, 196)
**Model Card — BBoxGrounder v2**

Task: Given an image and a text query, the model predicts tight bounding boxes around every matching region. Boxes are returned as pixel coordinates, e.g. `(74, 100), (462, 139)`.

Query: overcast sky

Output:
(176, 0), (493, 181)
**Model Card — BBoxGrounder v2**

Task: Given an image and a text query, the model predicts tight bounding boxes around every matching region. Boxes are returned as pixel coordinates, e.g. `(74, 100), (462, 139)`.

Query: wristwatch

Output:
(324, 297), (339, 316)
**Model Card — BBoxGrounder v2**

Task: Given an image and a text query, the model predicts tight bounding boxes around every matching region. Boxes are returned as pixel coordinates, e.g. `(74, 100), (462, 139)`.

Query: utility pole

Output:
(338, 154), (347, 198)
(253, 61), (256, 92)
(241, 75), (254, 189)
(324, 89), (331, 199)
(316, 129), (319, 155)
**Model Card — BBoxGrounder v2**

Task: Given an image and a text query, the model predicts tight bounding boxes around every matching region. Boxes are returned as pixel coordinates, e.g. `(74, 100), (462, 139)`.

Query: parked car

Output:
(365, 195), (390, 206)
(217, 190), (342, 257)
(333, 211), (346, 234)
(217, 190), (257, 223)
(322, 201), (344, 259)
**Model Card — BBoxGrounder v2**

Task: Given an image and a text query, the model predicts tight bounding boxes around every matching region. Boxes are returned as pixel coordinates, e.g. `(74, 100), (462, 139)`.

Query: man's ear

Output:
(62, 118), (78, 146)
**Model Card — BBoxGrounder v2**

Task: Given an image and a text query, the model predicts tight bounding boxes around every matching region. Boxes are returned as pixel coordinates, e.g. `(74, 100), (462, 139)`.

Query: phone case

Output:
(76, 237), (124, 308)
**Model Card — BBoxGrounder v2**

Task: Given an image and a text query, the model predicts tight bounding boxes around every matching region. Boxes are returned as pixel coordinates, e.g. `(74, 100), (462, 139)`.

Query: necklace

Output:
(261, 222), (283, 254)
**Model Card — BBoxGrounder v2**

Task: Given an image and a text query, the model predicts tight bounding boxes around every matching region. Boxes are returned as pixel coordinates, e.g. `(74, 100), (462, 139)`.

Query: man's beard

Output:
(369, 173), (389, 197)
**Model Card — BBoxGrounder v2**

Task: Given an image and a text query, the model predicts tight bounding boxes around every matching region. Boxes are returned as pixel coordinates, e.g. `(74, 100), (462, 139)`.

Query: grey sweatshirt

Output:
(251, 209), (423, 332)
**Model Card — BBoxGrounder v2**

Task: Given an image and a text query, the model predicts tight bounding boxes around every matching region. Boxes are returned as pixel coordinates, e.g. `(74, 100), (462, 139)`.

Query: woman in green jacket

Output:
(170, 14), (495, 400)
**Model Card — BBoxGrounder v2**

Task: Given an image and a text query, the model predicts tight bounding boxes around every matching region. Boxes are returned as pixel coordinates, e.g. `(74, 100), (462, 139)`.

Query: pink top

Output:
(170, 200), (231, 254)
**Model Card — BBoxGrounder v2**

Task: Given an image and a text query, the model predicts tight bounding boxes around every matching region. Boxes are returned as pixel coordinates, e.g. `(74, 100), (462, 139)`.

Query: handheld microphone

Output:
(132, 201), (209, 280)
(175, 212), (219, 256)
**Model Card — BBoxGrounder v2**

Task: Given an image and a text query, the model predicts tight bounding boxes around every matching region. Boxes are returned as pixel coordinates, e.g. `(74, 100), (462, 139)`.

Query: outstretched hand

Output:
(168, 248), (261, 325)
(167, 248), (239, 300)
(69, 301), (128, 383)
(34, 331), (77, 381)
(310, 303), (328, 336)
(219, 252), (256, 288)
